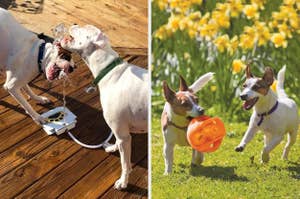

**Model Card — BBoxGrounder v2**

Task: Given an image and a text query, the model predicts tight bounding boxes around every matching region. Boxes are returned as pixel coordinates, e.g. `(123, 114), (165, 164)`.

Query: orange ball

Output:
(187, 115), (226, 152)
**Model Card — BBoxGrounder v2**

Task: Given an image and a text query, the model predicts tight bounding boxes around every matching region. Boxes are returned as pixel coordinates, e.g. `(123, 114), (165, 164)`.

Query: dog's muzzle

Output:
(240, 94), (248, 100)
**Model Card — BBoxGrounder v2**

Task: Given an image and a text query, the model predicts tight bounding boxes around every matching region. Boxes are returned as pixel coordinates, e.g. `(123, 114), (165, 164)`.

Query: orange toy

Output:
(187, 115), (226, 152)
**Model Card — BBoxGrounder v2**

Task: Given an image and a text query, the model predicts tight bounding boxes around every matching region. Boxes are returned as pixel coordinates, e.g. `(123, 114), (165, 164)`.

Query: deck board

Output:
(1, 0), (147, 55)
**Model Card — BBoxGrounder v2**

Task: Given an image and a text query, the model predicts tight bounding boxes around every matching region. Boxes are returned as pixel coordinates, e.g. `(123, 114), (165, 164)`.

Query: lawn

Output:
(151, 114), (300, 199)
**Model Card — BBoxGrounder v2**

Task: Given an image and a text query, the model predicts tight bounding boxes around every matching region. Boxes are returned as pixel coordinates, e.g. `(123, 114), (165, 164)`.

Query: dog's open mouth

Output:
(46, 65), (62, 81)
(243, 97), (258, 110)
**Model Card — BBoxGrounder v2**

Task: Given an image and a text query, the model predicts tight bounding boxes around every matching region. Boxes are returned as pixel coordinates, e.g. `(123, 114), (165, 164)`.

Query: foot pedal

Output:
(41, 106), (77, 135)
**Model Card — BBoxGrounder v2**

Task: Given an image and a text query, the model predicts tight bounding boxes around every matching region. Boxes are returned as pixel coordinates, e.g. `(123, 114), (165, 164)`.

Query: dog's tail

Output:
(189, 72), (214, 93)
(276, 65), (288, 98)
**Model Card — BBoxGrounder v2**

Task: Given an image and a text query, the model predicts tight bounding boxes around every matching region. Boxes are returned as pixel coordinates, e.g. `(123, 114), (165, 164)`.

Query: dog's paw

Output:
(114, 178), (128, 190)
(261, 153), (270, 163)
(35, 96), (51, 104)
(104, 143), (118, 153)
(235, 146), (244, 152)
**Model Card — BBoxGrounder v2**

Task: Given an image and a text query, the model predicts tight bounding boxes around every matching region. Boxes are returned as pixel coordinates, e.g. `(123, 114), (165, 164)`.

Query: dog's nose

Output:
(240, 94), (248, 100)
(73, 23), (77, 25)
(68, 66), (74, 73)
(197, 107), (205, 115)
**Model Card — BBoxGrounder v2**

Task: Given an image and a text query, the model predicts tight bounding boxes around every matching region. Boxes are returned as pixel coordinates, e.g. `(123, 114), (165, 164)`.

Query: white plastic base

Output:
(41, 106), (77, 135)
(41, 106), (113, 149)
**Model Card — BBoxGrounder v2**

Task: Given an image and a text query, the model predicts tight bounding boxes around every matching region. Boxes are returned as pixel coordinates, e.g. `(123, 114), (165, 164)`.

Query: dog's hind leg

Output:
(23, 84), (50, 104)
(163, 143), (174, 175)
(261, 134), (283, 163)
(282, 130), (297, 160)
(191, 149), (204, 166)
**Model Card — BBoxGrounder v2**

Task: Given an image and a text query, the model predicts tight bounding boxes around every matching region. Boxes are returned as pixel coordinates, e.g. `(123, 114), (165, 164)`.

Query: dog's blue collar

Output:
(37, 42), (46, 73)
(257, 101), (279, 126)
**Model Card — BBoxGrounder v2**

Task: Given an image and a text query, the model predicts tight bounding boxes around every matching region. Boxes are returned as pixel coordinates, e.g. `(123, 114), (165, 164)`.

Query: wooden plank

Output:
(58, 133), (147, 198)
(101, 157), (148, 198)
(0, 0), (147, 49)
(0, 94), (101, 178)
(15, 149), (109, 198)
(0, 95), (111, 198)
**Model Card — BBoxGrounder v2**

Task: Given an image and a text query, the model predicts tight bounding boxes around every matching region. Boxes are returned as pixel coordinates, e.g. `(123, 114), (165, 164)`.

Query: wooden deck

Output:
(0, 1), (148, 198)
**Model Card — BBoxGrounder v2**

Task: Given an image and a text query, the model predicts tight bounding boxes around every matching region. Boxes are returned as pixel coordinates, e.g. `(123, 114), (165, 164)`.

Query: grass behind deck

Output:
(151, 116), (300, 199)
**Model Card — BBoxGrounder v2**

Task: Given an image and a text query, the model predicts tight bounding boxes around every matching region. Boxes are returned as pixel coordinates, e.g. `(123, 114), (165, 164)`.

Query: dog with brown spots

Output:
(161, 73), (214, 174)
(236, 65), (299, 163)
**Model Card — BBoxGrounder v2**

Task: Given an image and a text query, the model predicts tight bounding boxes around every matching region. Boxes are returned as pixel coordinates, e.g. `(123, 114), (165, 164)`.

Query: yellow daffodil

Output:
(167, 15), (181, 32)
(283, 0), (295, 6)
(213, 34), (230, 53)
(210, 85), (217, 92)
(251, 0), (266, 10)
(278, 22), (293, 38)
(271, 80), (277, 92)
(199, 22), (218, 40)
(189, 11), (202, 20)
(254, 21), (271, 46)
(228, 0), (244, 17)
(271, 33), (288, 48)
(228, 35), (239, 55)
(243, 4), (259, 20)
(232, 59), (246, 74)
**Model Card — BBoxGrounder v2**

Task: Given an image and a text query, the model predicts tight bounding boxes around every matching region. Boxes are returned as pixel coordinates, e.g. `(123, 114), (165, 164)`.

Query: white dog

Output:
(235, 65), (299, 163)
(162, 73), (214, 174)
(60, 25), (148, 190)
(0, 8), (74, 124)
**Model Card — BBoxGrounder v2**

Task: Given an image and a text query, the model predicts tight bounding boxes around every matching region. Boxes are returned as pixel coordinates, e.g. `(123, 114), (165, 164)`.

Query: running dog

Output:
(0, 8), (74, 124)
(235, 65), (298, 163)
(60, 24), (148, 190)
(162, 73), (214, 174)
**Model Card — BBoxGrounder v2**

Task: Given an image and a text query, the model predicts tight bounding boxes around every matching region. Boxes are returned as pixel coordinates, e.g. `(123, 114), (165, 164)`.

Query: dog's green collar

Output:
(92, 57), (123, 86)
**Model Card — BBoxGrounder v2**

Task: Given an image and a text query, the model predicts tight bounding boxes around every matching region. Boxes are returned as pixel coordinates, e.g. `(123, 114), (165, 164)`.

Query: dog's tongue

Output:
(46, 65), (61, 81)
(243, 101), (250, 110)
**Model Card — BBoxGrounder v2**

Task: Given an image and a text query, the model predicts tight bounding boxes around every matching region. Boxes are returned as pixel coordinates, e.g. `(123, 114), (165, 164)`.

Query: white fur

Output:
(236, 66), (299, 162)
(61, 25), (148, 190)
(0, 8), (73, 124)
(189, 72), (214, 93)
(162, 73), (213, 174)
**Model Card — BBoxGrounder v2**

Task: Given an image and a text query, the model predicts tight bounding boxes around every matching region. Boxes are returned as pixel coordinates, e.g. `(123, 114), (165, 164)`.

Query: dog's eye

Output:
(242, 84), (247, 88)
(252, 84), (260, 90)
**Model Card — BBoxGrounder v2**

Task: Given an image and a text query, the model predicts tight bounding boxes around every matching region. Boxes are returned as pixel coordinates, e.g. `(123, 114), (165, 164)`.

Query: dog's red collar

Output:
(256, 101), (279, 126)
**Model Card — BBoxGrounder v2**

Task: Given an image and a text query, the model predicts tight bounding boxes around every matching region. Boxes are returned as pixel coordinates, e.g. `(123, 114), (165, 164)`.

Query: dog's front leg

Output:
(261, 135), (283, 163)
(114, 134), (132, 190)
(235, 126), (258, 152)
(23, 84), (51, 104)
(163, 142), (174, 175)
(7, 88), (46, 125)
(191, 149), (204, 167)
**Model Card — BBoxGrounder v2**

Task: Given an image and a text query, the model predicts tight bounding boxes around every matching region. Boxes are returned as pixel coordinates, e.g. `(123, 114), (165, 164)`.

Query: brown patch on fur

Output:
(252, 79), (269, 95)
(170, 92), (198, 115)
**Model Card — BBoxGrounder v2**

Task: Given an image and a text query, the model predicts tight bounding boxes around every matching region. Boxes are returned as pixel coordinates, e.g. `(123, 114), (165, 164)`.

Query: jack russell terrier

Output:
(162, 73), (214, 174)
(235, 65), (299, 163)
(0, 8), (74, 124)
(60, 25), (148, 190)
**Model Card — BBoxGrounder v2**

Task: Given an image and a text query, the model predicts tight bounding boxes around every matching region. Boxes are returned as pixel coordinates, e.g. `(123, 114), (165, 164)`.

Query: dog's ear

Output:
(84, 25), (108, 48)
(163, 81), (176, 103)
(179, 75), (189, 91)
(262, 67), (274, 86)
(246, 64), (253, 79)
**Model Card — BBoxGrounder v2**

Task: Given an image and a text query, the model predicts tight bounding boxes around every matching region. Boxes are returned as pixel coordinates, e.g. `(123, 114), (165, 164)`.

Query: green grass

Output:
(151, 115), (300, 199)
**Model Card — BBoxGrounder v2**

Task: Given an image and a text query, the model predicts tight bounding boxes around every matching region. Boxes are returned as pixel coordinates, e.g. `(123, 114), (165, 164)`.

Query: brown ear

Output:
(245, 64), (253, 79)
(179, 75), (189, 91)
(262, 67), (274, 86)
(163, 81), (176, 103)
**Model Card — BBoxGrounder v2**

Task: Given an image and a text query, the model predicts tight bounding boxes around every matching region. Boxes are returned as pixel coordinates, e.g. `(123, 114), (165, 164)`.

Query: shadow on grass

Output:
(286, 161), (300, 180)
(189, 165), (249, 181)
